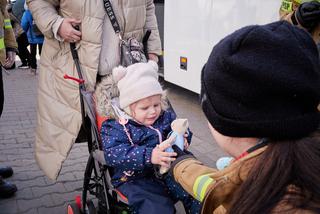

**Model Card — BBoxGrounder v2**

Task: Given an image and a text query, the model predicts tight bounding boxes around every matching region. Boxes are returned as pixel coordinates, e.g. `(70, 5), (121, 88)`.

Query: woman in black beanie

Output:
(170, 21), (320, 214)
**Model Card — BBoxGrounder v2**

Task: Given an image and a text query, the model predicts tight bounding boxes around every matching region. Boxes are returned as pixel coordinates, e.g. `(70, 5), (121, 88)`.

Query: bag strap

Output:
(103, 0), (121, 35)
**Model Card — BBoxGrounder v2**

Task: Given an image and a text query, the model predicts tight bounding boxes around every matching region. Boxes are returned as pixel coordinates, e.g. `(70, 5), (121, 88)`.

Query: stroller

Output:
(65, 39), (182, 214)
(65, 42), (131, 214)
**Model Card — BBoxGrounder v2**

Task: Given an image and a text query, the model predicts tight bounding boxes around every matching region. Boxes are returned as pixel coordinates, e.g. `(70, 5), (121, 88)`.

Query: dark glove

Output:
(171, 145), (195, 165)
(172, 144), (191, 157)
(294, 1), (320, 32)
(167, 145), (196, 178)
(154, 145), (194, 179)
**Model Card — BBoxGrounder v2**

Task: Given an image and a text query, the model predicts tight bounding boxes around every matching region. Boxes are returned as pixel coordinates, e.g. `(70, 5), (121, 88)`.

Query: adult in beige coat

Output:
(27, 0), (162, 180)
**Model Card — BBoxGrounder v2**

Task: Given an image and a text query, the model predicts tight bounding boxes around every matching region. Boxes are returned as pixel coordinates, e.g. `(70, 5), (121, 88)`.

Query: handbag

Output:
(103, 0), (149, 67)
(120, 37), (147, 67)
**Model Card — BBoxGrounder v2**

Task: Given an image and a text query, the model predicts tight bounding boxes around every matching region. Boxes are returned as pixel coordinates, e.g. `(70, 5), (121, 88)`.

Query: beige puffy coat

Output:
(27, 0), (161, 180)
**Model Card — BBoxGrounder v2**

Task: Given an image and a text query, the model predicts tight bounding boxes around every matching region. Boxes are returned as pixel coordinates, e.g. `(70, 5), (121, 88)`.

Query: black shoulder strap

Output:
(247, 138), (268, 154)
(103, 0), (121, 34)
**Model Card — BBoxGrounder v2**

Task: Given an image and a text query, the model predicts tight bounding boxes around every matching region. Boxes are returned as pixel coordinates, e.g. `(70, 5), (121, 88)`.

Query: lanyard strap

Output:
(234, 138), (268, 161)
(103, 0), (121, 34)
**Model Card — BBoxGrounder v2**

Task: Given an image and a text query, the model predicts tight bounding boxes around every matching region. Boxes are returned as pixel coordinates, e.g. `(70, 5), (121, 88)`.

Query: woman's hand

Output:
(148, 53), (159, 63)
(57, 18), (82, 43)
(3, 51), (16, 69)
(151, 137), (177, 168)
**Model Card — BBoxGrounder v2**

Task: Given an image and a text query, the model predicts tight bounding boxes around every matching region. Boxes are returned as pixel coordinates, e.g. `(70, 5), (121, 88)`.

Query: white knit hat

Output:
(113, 61), (163, 109)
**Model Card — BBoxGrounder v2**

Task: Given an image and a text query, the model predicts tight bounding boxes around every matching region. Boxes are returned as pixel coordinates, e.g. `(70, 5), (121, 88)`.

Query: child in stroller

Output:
(98, 61), (201, 214)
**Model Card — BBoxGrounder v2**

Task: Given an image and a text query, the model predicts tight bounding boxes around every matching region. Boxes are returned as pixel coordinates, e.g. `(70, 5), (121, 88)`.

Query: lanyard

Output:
(234, 138), (268, 161)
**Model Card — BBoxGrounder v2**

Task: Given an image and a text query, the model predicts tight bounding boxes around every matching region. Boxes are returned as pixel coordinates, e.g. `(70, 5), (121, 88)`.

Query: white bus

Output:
(155, 0), (281, 93)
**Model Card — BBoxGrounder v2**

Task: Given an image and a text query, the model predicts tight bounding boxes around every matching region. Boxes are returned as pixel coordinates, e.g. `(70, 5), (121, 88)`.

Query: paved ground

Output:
(0, 64), (225, 214)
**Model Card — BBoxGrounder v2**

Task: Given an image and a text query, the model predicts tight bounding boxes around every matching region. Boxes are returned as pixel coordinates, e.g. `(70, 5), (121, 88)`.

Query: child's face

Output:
(130, 94), (162, 126)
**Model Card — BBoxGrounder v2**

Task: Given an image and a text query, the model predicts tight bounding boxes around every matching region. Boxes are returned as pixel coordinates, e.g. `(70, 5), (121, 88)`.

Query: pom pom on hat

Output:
(112, 66), (127, 83)
(116, 61), (163, 109)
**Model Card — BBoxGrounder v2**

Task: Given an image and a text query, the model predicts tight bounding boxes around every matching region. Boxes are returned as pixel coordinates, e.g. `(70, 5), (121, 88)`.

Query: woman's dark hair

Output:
(229, 130), (320, 214)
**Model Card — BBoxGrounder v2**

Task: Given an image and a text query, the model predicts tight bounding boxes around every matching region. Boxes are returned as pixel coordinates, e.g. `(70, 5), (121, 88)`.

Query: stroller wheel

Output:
(67, 203), (82, 214)
(87, 200), (97, 214)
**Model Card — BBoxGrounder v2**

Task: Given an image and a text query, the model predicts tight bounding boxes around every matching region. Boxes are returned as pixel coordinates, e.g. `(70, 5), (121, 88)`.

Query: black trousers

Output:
(16, 33), (31, 65)
(0, 67), (3, 117)
(30, 43), (43, 69)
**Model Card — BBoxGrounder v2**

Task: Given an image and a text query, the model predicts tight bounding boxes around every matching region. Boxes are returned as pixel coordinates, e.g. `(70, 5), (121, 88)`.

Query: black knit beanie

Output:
(201, 21), (320, 139)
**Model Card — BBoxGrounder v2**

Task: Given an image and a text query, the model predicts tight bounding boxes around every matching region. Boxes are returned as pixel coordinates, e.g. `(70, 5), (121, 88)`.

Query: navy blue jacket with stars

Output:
(100, 109), (192, 187)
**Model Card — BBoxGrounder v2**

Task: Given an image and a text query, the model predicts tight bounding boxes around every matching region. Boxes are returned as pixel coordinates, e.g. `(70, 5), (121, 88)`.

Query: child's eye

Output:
(141, 107), (148, 110)
(154, 104), (160, 108)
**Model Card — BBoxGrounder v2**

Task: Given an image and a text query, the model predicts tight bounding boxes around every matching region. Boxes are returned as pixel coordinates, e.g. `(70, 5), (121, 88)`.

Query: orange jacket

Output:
(173, 147), (267, 213)
(173, 145), (319, 214)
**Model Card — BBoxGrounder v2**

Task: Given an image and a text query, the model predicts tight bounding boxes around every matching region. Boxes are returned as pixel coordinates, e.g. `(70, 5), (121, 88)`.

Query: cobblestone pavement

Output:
(0, 65), (225, 214)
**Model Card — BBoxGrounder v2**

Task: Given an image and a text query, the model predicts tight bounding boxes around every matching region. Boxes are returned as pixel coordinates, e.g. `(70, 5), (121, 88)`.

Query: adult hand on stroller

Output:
(58, 18), (82, 43)
(151, 136), (177, 168)
(148, 53), (159, 63)
(295, 1), (320, 32)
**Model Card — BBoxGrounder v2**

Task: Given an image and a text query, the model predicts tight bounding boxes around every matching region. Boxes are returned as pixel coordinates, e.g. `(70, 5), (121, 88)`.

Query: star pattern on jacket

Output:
(100, 109), (176, 187)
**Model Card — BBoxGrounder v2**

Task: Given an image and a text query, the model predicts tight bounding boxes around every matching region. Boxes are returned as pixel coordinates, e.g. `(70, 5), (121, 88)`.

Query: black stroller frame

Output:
(66, 41), (130, 214)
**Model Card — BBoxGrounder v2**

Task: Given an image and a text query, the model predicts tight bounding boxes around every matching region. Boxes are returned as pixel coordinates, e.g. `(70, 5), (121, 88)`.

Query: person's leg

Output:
(17, 33), (31, 68)
(38, 43), (43, 55)
(0, 69), (17, 199)
(0, 68), (3, 117)
(165, 174), (202, 214)
(16, 34), (27, 65)
(30, 44), (37, 74)
(117, 177), (176, 214)
(30, 44), (37, 69)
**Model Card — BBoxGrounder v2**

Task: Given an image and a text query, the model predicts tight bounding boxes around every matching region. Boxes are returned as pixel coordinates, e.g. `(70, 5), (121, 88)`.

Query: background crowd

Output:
(6, 0), (43, 74)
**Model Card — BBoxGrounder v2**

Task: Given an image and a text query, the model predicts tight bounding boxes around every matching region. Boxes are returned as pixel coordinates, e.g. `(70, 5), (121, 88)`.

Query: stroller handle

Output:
(68, 29), (88, 140)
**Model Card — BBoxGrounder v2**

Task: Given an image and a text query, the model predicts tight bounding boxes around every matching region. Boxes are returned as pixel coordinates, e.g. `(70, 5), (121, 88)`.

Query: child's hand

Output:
(151, 138), (177, 168)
